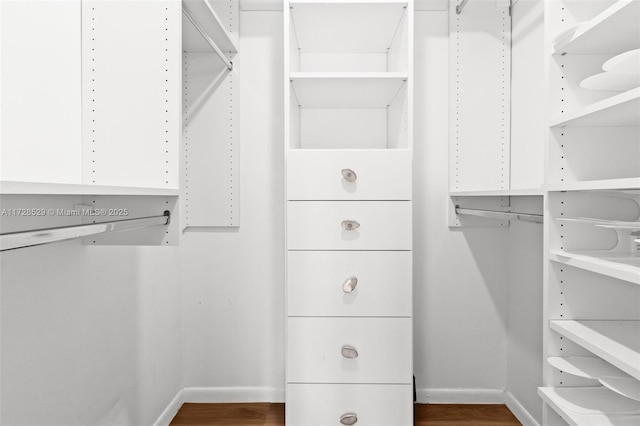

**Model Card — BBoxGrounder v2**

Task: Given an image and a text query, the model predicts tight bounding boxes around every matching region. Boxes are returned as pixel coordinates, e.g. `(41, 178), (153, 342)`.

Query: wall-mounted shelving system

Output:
(181, 0), (240, 228)
(542, 1), (640, 425)
(1, 0), (240, 246)
(285, 1), (414, 423)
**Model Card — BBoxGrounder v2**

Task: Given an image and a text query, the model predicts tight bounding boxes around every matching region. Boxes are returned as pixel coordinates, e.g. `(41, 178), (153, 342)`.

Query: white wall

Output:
(506, 198), (543, 425)
(179, 8), (512, 404)
(180, 10), (285, 399)
(414, 11), (510, 400)
(0, 238), (182, 425)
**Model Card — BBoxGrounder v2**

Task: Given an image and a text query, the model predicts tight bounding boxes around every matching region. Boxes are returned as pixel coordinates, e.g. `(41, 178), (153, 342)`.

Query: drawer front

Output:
(287, 150), (412, 201)
(288, 251), (412, 317)
(287, 317), (412, 384)
(286, 384), (413, 426)
(287, 201), (411, 250)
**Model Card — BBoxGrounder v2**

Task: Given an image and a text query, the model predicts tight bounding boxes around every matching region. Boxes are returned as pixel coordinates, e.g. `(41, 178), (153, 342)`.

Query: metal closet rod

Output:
(0, 211), (170, 252)
(455, 206), (543, 224)
(456, 0), (470, 14)
(182, 2), (233, 71)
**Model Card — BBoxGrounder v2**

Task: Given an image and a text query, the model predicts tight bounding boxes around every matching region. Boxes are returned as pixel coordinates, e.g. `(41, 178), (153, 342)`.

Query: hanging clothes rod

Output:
(456, 0), (470, 14)
(0, 211), (170, 252)
(455, 206), (543, 224)
(182, 2), (233, 71)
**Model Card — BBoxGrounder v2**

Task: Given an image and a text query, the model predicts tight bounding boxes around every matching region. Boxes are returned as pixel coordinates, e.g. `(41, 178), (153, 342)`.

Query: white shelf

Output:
(182, 0), (238, 54)
(289, 0), (408, 53)
(290, 73), (407, 108)
(0, 181), (179, 196)
(544, 178), (640, 192)
(549, 250), (640, 285)
(538, 387), (640, 426)
(553, 0), (640, 55)
(550, 88), (640, 127)
(550, 320), (640, 380)
(449, 188), (544, 197)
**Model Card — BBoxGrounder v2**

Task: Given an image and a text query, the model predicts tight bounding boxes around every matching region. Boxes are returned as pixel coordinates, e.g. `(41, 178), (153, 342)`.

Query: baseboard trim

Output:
(182, 386), (285, 403)
(417, 388), (506, 404)
(153, 389), (185, 426)
(504, 390), (541, 426)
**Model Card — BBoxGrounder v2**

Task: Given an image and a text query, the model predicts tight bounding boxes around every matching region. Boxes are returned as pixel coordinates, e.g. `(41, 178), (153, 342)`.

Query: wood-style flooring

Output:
(170, 403), (522, 425)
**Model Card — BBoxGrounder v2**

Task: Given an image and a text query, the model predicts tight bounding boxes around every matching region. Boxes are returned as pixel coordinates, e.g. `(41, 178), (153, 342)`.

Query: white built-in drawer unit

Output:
(288, 251), (412, 317)
(287, 201), (412, 250)
(287, 383), (414, 426)
(287, 150), (412, 201)
(288, 317), (412, 384)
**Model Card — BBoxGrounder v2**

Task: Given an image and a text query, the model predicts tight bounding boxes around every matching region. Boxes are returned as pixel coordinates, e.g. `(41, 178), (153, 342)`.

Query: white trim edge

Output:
(416, 388), (506, 404)
(153, 389), (185, 426)
(182, 386), (285, 403)
(504, 390), (541, 426)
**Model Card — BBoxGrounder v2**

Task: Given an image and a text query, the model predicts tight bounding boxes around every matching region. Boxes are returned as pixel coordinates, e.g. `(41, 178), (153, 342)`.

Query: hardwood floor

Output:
(170, 403), (522, 426)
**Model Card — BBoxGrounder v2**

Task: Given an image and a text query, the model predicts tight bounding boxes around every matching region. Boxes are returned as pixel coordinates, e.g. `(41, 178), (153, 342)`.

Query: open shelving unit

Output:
(549, 320), (640, 381)
(542, 1), (640, 424)
(285, 1), (414, 423)
(539, 387), (640, 426)
(552, 0), (640, 55)
(549, 87), (640, 128)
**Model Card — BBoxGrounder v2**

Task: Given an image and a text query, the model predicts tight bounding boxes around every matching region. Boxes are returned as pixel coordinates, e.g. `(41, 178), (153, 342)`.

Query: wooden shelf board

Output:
(538, 387), (640, 426)
(544, 178), (640, 192)
(0, 181), (179, 196)
(549, 320), (640, 380)
(550, 250), (640, 285)
(553, 0), (640, 55)
(550, 88), (640, 127)
(290, 73), (407, 108)
(289, 1), (408, 53)
(183, 0), (238, 54)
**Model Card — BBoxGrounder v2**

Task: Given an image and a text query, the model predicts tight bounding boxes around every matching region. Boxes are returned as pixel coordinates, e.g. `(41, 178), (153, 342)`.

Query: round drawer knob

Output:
(341, 345), (359, 359)
(342, 276), (358, 293)
(341, 169), (357, 183)
(340, 413), (358, 425)
(341, 220), (360, 231)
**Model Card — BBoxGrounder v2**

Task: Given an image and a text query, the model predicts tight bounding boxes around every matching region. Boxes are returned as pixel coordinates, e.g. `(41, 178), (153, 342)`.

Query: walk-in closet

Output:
(1, 0), (638, 425)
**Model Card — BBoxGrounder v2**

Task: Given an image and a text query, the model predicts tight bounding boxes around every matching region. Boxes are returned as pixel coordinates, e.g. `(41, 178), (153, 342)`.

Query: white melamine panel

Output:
(182, 52), (239, 227)
(510, 0), (544, 190)
(287, 317), (412, 384)
(290, 74), (407, 108)
(287, 251), (412, 317)
(289, 1), (408, 53)
(449, 1), (511, 192)
(299, 53), (388, 72)
(287, 201), (411, 250)
(299, 108), (388, 149)
(0, 0), (82, 184)
(286, 150), (412, 200)
(286, 383), (413, 426)
(82, 0), (181, 189)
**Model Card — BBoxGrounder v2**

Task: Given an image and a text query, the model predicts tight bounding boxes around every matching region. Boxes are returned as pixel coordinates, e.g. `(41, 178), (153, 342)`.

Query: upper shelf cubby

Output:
(288, 0), (409, 72)
(182, 0), (238, 55)
(553, 0), (640, 55)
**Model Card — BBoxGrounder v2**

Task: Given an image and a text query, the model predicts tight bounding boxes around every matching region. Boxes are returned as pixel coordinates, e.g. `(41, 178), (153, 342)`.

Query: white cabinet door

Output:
(286, 383), (413, 426)
(287, 150), (412, 200)
(287, 201), (411, 250)
(287, 317), (412, 384)
(288, 251), (412, 317)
